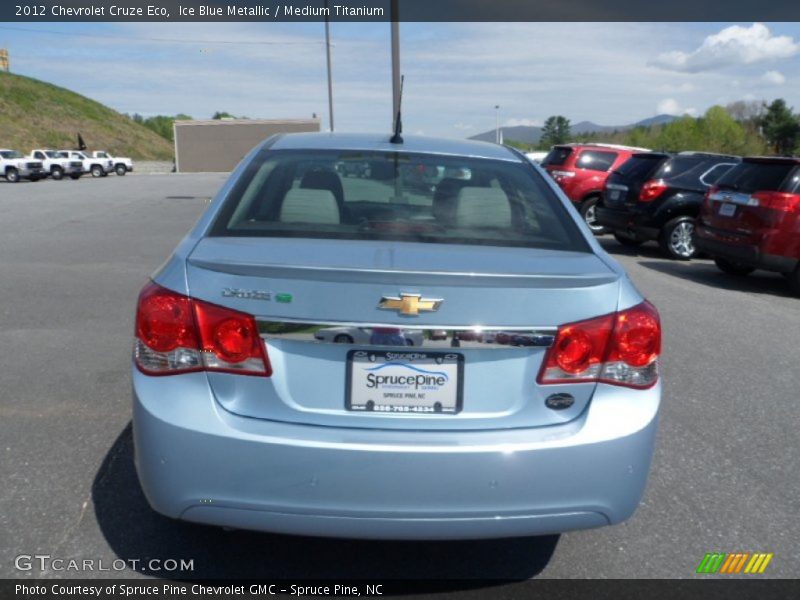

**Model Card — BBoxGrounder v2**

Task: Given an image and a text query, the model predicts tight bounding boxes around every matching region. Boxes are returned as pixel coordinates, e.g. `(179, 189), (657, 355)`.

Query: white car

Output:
(314, 327), (424, 347)
(0, 149), (45, 182)
(60, 150), (113, 178)
(30, 149), (83, 180)
(91, 151), (134, 176)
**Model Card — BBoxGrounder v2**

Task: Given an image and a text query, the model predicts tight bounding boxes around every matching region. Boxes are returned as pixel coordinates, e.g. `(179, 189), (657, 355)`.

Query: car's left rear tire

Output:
(660, 216), (697, 260)
(580, 196), (608, 235)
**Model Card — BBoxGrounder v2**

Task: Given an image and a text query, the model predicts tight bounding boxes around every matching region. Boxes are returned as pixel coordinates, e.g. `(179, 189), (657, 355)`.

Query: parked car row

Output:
(0, 148), (133, 182)
(539, 142), (800, 296)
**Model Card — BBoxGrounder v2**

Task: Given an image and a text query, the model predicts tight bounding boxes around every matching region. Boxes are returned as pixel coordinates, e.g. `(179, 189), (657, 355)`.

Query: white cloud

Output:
(657, 82), (695, 93)
(761, 70), (786, 85)
(504, 118), (541, 127)
(657, 98), (697, 117)
(650, 23), (800, 73)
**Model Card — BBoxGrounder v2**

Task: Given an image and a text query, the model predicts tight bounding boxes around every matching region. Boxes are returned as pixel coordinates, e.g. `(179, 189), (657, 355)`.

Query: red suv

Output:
(695, 156), (800, 295)
(542, 144), (649, 233)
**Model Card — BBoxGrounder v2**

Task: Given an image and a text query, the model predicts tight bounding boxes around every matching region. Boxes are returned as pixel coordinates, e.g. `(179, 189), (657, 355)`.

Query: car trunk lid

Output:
(183, 237), (623, 431)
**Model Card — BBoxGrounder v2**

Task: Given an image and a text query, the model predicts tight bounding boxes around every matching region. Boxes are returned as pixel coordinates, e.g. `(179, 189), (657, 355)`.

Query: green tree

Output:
(760, 99), (800, 155)
(133, 114), (193, 142)
(212, 111), (236, 120)
(539, 115), (571, 149)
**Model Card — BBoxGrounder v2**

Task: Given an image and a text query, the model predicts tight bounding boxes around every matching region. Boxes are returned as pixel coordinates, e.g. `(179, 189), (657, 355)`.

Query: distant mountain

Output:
(634, 114), (681, 128)
(470, 114), (680, 145)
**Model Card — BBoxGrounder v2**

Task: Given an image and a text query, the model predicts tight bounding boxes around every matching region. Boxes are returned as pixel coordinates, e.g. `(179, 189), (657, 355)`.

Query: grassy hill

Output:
(0, 71), (174, 160)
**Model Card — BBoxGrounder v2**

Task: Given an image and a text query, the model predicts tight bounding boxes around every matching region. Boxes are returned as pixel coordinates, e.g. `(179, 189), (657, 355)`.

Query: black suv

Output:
(596, 152), (740, 259)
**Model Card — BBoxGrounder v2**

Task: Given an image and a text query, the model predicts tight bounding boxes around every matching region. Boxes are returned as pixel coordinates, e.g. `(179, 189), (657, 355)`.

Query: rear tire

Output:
(333, 334), (353, 344)
(51, 166), (64, 181)
(91, 165), (104, 178)
(6, 168), (20, 183)
(115, 164), (127, 176)
(29, 176), (40, 182)
(714, 257), (755, 276)
(659, 216), (697, 260)
(613, 232), (643, 247)
(580, 196), (608, 235)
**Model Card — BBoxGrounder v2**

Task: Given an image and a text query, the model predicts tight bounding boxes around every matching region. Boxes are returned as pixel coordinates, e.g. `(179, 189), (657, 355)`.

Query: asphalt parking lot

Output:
(1, 174), (798, 581)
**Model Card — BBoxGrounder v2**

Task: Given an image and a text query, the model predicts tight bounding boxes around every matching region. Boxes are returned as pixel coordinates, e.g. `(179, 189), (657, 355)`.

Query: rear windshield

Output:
(653, 157), (738, 187)
(541, 146), (573, 167)
(210, 149), (589, 252)
(613, 155), (668, 182)
(575, 150), (617, 172)
(716, 161), (799, 193)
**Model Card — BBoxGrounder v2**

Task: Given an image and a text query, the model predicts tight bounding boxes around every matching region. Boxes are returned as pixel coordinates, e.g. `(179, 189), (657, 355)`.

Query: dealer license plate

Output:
(719, 203), (736, 217)
(346, 350), (463, 414)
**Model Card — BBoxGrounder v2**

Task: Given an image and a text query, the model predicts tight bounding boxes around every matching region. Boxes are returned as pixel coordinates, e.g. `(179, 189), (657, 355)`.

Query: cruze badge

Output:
(222, 288), (272, 301)
(378, 293), (443, 316)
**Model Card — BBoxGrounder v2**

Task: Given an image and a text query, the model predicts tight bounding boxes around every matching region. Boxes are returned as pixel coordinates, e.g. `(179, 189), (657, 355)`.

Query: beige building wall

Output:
(174, 118), (321, 172)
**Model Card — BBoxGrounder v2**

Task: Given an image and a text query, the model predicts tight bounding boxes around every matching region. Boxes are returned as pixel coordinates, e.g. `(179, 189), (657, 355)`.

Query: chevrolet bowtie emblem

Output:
(378, 293), (443, 316)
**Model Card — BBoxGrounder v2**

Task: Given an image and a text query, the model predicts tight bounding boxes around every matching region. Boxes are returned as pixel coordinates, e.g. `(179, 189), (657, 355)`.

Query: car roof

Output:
(742, 156), (800, 165)
(676, 151), (741, 161)
(631, 151), (673, 159)
(268, 132), (523, 162)
(553, 143), (649, 152)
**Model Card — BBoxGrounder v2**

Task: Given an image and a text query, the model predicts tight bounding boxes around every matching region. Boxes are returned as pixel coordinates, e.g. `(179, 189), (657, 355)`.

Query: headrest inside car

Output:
(455, 187), (511, 228)
(280, 189), (341, 224)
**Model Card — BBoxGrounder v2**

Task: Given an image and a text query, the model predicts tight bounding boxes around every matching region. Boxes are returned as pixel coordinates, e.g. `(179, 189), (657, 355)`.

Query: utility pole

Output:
(324, 0), (334, 131)
(391, 0), (401, 129)
(495, 105), (501, 143)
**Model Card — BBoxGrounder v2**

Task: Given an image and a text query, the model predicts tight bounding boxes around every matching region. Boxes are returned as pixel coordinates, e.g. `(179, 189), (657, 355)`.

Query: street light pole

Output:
(324, 0), (334, 132)
(495, 105), (500, 143)
(391, 0), (401, 129)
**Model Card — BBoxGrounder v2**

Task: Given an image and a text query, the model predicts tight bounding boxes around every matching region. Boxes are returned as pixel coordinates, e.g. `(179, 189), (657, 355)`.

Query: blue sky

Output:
(1, 21), (798, 137)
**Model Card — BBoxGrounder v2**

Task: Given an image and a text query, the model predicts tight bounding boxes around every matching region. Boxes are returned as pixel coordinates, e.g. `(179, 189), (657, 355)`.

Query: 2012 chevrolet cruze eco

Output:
(133, 133), (662, 540)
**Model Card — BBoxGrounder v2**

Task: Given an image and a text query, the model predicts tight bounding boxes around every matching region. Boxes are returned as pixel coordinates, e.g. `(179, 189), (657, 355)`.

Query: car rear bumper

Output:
(132, 369), (661, 540)
(595, 206), (659, 240)
(695, 226), (798, 273)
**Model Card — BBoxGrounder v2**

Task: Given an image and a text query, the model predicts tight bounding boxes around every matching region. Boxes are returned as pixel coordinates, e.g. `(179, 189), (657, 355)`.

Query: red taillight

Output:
(134, 282), (271, 377)
(751, 191), (800, 213)
(551, 169), (576, 183)
(538, 301), (661, 389)
(136, 284), (197, 353)
(702, 185), (718, 214)
(639, 179), (668, 202)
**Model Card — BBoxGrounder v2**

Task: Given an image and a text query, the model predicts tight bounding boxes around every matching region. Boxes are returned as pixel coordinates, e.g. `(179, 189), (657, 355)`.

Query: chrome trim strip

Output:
(709, 190), (754, 206)
(257, 318), (556, 349)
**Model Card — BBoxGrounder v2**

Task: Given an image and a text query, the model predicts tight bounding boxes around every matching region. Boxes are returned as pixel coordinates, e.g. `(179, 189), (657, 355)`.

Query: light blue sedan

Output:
(133, 133), (662, 540)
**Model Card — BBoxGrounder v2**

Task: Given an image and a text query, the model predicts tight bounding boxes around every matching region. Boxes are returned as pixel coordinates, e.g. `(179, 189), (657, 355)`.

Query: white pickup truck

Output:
(59, 150), (114, 178)
(0, 149), (45, 182)
(90, 151), (134, 176)
(30, 149), (84, 180)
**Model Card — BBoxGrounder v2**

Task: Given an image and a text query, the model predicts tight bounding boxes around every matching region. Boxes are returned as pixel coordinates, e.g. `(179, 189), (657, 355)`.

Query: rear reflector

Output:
(538, 301), (661, 389)
(135, 282), (271, 377)
(639, 179), (668, 202)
